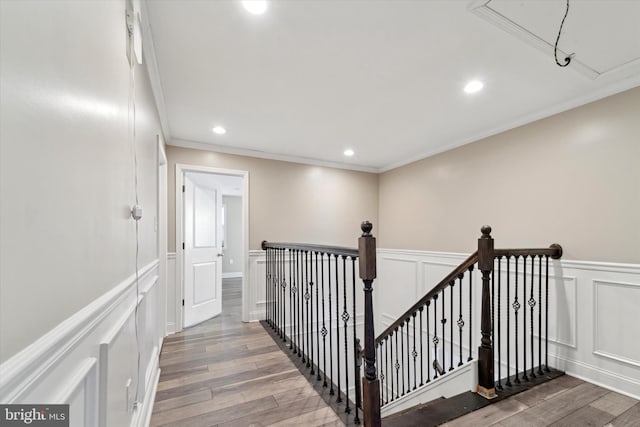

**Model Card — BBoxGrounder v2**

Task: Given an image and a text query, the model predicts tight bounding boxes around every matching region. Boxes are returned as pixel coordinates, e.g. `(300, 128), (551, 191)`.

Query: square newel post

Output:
(477, 225), (497, 399)
(359, 221), (381, 427)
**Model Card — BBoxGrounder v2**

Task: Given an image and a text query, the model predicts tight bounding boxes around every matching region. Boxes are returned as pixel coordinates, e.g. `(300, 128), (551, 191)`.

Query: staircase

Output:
(262, 222), (564, 426)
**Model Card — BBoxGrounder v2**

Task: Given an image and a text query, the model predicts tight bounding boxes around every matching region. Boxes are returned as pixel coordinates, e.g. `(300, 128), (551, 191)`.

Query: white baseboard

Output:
(0, 260), (163, 427)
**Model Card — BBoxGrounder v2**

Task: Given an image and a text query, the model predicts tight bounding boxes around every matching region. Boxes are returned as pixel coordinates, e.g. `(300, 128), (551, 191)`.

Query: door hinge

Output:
(182, 242), (185, 250)
(182, 185), (185, 192)
(182, 299), (185, 306)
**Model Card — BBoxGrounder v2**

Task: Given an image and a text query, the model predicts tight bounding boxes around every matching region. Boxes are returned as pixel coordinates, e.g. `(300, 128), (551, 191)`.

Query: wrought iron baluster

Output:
(351, 257), (358, 404)
(281, 248), (286, 341)
(457, 273), (464, 367)
(529, 255), (536, 378)
(394, 329), (399, 400)
(355, 338), (362, 424)
(419, 306), (424, 386)
(468, 265), (474, 361)
(335, 254), (342, 403)
(290, 249), (294, 350)
(441, 289), (446, 372)
(321, 253), (328, 387)
(426, 301), (431, 383)
(491, 258), (495, 380)
(514, 256), (520, 384)
(412, 312), (417, 390)
(497, 257), (503, 390)
(449, 281), (454, 371)
(433, 294), (439, 379)
(405, 318), (410, 392)
(545, 255), (549, 372)
(385, 336), (390, 403)
(265, 247), (269, 327)
(328, 252), (334, 395)
(316, 251), (321, 380)
(506, 256), (512, 387)
(309, 251), (315, 375)
(342, 256), (350, 412)
(522, 255), (528, 382)
(303, 251), (308, 365)
(400, 323), (405, 395)
(538, 255), (543, 376)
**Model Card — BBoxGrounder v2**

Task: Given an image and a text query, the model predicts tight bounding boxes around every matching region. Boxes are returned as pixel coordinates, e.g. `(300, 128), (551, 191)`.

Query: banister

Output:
(494, 243), (563, 259)
(375, 251), (479, 343)
(261, 240), (359, 258)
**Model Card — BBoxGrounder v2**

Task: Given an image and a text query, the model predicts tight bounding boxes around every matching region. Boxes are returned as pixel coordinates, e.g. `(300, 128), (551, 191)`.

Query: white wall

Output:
(222, 195), (243, 277)
(0, 1), (164, 425)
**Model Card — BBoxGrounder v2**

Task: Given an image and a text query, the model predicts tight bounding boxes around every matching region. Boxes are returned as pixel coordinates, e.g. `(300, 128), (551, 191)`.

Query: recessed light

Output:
(464, 80), (484, 94)
(242, 0), (267, 15)
(344, 149), (355, 157)
(212, 126), (227, 135)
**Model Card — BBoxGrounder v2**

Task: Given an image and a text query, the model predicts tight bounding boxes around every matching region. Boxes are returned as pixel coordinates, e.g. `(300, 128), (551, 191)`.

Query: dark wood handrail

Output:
(494, 244), (563, 259)
(261, 240), (359, 258)
(375, 251), (479, 343)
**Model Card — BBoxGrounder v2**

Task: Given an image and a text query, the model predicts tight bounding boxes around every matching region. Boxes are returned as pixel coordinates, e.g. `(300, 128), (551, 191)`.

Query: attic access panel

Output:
(470, 0), (640, 80)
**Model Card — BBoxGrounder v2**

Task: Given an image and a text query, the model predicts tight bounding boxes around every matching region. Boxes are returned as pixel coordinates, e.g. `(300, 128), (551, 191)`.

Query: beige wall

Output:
(0, 2), (161, 362)
(167, 146), (379, 251)
(379, 87), (640, 264)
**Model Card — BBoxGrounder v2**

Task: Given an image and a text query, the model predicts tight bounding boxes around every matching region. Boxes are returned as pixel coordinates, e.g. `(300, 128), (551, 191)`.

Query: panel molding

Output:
(593, 279), (640, 368)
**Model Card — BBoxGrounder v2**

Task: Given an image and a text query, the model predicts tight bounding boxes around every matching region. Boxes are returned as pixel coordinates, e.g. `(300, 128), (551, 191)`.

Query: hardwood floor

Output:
(441, 375), (640, 427)
(151, 278), (345, 427)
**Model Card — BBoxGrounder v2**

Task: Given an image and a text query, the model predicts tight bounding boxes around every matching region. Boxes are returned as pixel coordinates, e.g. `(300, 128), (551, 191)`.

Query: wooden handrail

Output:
(261, 241), (359, 258)
(375, 251), (479, 343)
(494, 243), (563, 259)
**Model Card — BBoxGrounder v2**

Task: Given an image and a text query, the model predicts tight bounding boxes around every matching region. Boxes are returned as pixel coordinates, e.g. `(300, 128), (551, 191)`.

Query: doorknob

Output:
(217, 253), (223, 257)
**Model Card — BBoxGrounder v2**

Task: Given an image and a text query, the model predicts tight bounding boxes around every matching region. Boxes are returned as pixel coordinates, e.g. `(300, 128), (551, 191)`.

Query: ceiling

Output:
(144, 0), (640, 173)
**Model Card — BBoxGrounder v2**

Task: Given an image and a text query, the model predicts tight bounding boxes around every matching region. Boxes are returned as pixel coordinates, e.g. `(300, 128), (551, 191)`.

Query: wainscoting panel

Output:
(0, 260), (163, 427)
(377, 249), (640, 399)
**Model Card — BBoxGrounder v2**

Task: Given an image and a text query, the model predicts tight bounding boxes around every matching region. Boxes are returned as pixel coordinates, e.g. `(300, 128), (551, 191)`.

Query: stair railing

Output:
(374, 225), (562, 408)
(262, 221), (379, 425)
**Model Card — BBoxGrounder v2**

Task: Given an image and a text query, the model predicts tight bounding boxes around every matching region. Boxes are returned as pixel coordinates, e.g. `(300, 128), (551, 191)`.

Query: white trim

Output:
(175, 164), (250, 330)
(378, 75), (640, 173)
(0, 260), (159, 402)
(169, 138), (379, 173)
(222, 272), (243, 279)
(140, 0), (171, 139)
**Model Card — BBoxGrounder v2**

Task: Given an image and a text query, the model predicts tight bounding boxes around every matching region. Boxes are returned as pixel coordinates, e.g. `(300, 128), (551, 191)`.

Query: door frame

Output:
(157, 136), (168, 339)
(175, 164), (249, 331)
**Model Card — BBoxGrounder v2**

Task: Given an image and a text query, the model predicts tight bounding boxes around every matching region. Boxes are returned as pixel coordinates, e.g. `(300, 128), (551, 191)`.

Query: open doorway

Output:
(175, 164), (248, 331)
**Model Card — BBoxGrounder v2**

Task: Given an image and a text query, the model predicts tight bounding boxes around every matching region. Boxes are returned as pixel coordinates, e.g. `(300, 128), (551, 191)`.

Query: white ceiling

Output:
(144, 0), (640, 172)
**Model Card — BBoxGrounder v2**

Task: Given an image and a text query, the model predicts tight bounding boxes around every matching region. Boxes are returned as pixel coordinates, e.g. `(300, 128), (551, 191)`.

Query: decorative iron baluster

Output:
(545, 255), (549, 372)
(538, 255), (544, 376)
(281, 248), (287, 342)
(468, 265), (474, 361)
(342, 256), (350, 413)
(405, 318), (410, 392)
(497, 257), (503, 390)
(412, 312), (417, 390)
(514, 256), (520, 384)
(290, 249), (294, 350)
(441, 289), (446, 372)
(395, 329), (400, 400)
(309, 251), (315, 375)
(335, 254), (342, 404)
(400, 323), (405, 395)
(351, 256), (358, 401)
(522, 255), (528, 382)
(491, 258), (495, 379)
(457, 273), (464, 367)
(316, 251), (321, 380)
(419, 306), (424, 386)
(426, 301), (431, 383)
(386, 336), (391, 403)
(303, 251), (308, 365)
(328, 252), (334, 395)
(449, 281), (454, 371)
(433, 294), (439, 379)
(529, 255), (536, 378)
(506, 256), (512, 387)
(293, 250), (299, 355)
(321, 252), (328, 388)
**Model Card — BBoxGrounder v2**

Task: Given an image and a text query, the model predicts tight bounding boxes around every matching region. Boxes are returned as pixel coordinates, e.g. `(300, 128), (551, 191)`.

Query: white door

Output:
(183, 173), (223, 327)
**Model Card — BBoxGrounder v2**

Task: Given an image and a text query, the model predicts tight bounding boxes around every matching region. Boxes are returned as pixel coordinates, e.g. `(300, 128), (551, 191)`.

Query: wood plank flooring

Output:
(441, 375), (640, 427)
(150, 278), (345, 427)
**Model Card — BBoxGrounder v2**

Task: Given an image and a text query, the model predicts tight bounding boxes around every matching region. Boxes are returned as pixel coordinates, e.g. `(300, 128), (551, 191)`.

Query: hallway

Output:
(150, 278), (344, 426)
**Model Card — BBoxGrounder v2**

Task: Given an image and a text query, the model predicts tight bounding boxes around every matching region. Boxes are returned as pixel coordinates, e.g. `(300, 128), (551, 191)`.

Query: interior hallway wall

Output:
(166, 146), (379, 251)
(222, 195), (243, 276)
(378, 87), (640, 264)
(0, 0), (162, 362)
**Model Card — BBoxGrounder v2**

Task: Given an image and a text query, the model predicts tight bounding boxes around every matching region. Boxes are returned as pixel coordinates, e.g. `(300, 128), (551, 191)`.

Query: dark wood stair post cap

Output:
(481, 225), (492, 238)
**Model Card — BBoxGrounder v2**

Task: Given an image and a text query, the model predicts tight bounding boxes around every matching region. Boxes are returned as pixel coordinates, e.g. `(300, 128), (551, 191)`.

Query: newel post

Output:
(477, 225), (497, 399)
(359, 221), (381, 427)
